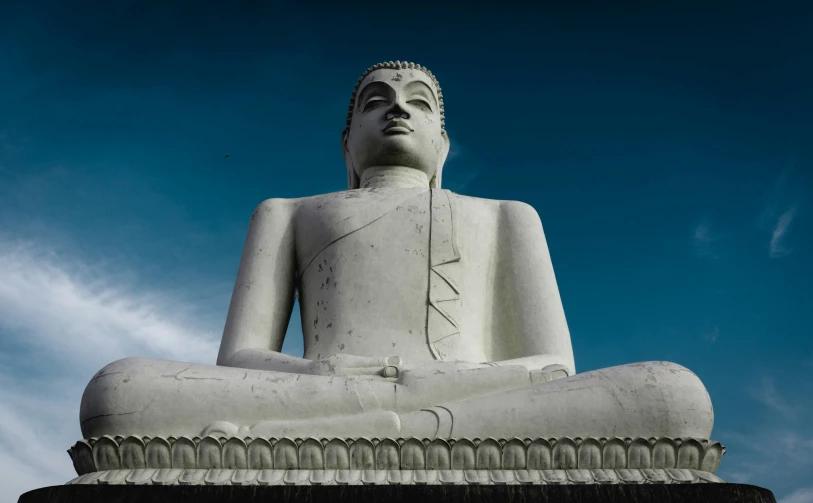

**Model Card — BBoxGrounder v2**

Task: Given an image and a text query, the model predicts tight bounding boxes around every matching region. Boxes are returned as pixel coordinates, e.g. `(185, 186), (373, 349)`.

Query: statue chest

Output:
(293, 189), (486, 363)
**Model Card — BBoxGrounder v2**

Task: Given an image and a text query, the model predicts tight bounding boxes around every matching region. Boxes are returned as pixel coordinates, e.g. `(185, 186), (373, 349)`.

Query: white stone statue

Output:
(80, 61), (714, 447)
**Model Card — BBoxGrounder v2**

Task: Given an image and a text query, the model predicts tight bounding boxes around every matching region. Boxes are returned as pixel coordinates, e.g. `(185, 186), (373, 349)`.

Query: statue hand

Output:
(399, 360), (492, 375)
(307, 353), (402, 378)
(529, 364), (571, 383)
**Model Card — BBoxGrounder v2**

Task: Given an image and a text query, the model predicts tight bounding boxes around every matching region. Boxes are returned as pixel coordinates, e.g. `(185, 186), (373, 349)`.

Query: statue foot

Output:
(200, 421), (249, 438)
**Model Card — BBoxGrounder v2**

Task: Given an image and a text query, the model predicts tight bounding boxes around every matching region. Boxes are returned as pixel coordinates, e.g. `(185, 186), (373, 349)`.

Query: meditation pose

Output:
(80, 62), (714, 442)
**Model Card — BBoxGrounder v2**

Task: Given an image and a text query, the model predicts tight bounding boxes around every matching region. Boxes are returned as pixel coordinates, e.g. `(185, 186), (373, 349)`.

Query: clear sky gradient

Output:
(1, 1), (811, 501)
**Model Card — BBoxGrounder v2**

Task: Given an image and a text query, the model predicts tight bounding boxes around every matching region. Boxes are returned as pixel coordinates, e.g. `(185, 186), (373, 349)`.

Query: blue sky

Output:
(1, 1), (811, 501)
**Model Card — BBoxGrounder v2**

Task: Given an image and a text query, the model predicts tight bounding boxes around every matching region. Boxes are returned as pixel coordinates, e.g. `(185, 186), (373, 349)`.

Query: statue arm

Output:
(489, 200), (576, 375)
(216, 198), (301, 371)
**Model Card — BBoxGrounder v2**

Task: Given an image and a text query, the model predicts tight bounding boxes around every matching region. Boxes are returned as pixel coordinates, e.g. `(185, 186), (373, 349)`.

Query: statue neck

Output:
(360, 166), (430, 189)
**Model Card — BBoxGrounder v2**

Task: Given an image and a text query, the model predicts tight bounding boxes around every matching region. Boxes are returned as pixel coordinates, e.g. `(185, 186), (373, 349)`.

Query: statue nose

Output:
(385, 111), (410, 120)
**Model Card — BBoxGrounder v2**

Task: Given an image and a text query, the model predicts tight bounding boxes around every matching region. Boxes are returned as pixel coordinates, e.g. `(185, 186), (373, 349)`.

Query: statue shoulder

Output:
(450, 193), (541, 224)
(248, 197), (309, 228)
(499, 199), (544, 229)
(252, 195), (317, 216)
(447, 192), (502, 212)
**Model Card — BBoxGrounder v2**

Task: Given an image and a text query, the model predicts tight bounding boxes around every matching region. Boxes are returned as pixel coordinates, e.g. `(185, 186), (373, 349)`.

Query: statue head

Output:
(343, 61), (450, 189)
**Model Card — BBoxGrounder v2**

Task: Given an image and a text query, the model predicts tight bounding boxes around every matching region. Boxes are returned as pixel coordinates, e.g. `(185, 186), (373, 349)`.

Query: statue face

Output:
(344, 68), (450, 185)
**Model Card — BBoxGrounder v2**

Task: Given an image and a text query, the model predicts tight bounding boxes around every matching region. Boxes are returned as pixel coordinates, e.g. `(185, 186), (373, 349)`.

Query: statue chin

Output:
(66, 61), (725, 486)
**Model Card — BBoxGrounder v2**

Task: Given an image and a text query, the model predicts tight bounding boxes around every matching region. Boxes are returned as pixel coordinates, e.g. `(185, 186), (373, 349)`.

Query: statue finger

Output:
(329, 354), (388, 368)
(338, 366), (392, 376)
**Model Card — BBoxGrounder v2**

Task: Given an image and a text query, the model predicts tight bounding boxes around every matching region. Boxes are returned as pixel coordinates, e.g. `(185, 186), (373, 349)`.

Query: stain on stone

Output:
(313, 316), (318, 328)
(327, 323), (333, 328)
(338, 343), (345, 351)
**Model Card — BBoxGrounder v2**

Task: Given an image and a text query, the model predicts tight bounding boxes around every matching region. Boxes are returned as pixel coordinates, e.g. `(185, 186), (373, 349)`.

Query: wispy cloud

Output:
(770, 207), (797, 258)
(693, 222), (718, 259)
(0, 238), (221, 500)
(749, 377), (795, 420)
(704, 325), (720, 343)
(443, 139), (481, 192)
(720, 427), (813, 492)
(781, 487), (813, 503)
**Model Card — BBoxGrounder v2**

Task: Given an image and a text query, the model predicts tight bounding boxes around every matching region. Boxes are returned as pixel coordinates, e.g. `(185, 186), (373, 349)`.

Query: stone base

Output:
(19, 483), (777, 503)
(66, 468), (724, 485)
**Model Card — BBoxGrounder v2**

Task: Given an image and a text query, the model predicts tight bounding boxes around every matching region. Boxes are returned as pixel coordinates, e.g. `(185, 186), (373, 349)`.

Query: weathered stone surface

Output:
(19, 483), (777, 503)
(68, 436), (725, 475)
(64, 61), (719, 485)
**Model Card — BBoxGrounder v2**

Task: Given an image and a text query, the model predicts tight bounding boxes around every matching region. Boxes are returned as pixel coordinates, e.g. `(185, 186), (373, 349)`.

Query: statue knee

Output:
(79, 358), (165, 438)
(633, 361), (714, 438)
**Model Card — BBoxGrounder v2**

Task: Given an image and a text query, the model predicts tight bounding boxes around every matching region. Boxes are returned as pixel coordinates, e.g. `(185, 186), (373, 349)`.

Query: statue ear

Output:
(342, 131), (360, 190)
(431, 130), (451, 189)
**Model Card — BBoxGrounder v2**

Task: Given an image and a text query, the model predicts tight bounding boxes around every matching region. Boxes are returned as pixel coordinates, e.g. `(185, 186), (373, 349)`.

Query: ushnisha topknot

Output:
(344, 61), (445, 136)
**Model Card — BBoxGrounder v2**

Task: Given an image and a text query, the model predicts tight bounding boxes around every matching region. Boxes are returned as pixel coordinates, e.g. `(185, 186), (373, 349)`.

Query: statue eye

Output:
(408, 99), (432, 111)
(362, 97), (388, 111)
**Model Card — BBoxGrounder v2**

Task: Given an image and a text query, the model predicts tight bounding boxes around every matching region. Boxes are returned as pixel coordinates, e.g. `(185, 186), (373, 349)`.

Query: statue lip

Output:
(382, 119), (413, 135)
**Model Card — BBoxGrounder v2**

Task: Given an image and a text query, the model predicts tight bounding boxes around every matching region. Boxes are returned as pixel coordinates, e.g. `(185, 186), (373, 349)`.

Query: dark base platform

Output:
(19, 483), (777, 503)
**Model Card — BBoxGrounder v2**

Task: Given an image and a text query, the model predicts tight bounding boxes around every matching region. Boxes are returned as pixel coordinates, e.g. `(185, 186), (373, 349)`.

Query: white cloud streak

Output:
(781, 487), (813, 503)
(770, 207), (797, 258)
(0, 238), (221, 501)
(750, 377), (796, 420)
(692, 223), (717, 259)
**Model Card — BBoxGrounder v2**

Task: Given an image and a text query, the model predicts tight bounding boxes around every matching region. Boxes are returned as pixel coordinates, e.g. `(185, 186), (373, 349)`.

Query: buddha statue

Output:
(73, 62), (719, 484)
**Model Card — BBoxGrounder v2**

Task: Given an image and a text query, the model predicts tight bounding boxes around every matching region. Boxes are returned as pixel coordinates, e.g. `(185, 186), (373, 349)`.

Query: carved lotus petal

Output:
(93, 436), (120, 471)
(119, 436), (146, 469)
(401, 438), (426, 470)
(527, 439), (553, 470)
(700, 442), (724, 472)
(97, 469), (130, 485)
(171, 437), (196, 469)
(652, 438), (677, 469)
(298, 438), (324, 469)
(349, 438), (375, 470)
(69, 440), (95, 475)
(677, 439), (703, 470)
(256, 469), (285, 485)
(552, 438), (578, 469)
(247, 438), (273, 469)
(324, 439), (350, 470)
(540, 469), (568, 484)
(273, 438), (298, 469)
(426, 439), (451, 470)
(616, 468), (645, 484)
(178, 468), (205, 485)
(375, 439), (399, 470)
(204, 468), (233, 485)
(475, 438), (501, 470)
(196, 437), (222, 469)
(602, 438), (627, 469)
(501, 439), (527, 470)
(311, 469), (336, 485)
(231, 468), (259, 485)
(490, 469), (516, 484)
(567, 468), (594, 484)
(577, 438), (602, 469)
(335, 469), (361, 485)
(627, 438), (652, 469)
(590, 468), (620, 484)
(152, 468), (183, 485)
(222, 438), (248, 469)
(145, 437), (171, 469)
(451, 439), (476, 470)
